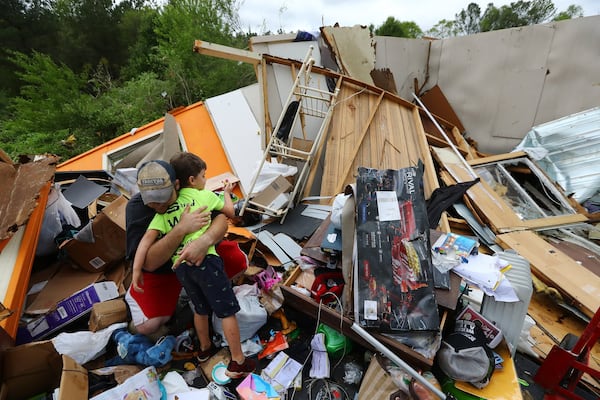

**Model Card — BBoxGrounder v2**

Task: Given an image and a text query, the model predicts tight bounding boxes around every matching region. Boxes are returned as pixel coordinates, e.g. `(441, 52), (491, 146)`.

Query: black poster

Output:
(354, 161), (440, 331)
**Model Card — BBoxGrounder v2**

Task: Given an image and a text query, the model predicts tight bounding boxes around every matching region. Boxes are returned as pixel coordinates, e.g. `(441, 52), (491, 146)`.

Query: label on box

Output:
(21, 281), (119, 342)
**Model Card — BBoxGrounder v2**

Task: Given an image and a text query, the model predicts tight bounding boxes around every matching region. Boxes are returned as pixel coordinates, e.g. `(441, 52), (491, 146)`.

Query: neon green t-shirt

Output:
(147, 187), (224, 263)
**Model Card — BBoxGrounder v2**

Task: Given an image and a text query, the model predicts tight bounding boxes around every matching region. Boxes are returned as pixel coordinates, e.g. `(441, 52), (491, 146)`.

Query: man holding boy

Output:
(125, 159), (255, 377)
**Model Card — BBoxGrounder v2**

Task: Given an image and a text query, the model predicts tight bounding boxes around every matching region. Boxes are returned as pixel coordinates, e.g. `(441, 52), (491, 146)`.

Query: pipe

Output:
(350, 322), (452, 400)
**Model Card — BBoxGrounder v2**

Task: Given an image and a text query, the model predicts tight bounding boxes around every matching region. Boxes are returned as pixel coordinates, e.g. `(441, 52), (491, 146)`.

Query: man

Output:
(125, 160), (255, 377)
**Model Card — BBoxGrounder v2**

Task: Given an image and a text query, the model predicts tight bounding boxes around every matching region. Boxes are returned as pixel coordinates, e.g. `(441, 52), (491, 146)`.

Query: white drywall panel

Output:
(205, 88), (263, 197)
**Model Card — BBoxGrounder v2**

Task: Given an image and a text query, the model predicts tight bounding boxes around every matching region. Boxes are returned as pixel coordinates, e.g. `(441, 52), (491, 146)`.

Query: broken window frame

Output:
(103, 130), (186, 175)
(472, 156), (577, 221)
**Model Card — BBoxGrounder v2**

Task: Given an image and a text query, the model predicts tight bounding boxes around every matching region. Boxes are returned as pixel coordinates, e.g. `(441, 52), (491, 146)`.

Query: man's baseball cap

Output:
(137, 160), (176, 205)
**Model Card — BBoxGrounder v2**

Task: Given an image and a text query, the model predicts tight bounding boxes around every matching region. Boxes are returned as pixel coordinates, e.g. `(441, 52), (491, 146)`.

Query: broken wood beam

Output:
(193, 40), (261, 65)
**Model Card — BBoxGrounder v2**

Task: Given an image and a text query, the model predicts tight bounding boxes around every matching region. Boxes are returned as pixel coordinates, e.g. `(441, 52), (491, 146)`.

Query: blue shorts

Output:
(175, 255), (240, 318)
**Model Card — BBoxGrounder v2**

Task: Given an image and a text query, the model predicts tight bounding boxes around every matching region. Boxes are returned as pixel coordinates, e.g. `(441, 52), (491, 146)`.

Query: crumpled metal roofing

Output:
(514, 107), (600, 204)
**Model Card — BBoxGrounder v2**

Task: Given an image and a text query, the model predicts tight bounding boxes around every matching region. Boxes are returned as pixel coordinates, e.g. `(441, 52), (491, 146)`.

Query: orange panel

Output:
(0, 182), (51, 338)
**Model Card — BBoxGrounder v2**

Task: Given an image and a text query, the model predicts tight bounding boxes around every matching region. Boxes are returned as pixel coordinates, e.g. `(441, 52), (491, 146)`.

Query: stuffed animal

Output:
(105, 329), (176, 367)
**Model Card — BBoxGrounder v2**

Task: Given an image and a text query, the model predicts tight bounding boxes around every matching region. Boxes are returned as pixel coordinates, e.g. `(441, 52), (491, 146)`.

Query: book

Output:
(457, 304), (503, 348)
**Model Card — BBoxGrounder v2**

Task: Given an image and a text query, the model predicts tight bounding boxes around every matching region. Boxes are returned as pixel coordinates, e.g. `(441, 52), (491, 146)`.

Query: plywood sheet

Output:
(321, 81), (438, 199)
(497, 230), (600, 318)
(321, 25), (375, 85)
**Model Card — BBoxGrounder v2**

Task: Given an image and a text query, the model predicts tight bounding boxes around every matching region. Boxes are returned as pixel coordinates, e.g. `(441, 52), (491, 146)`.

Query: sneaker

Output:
(225, 357), (256, 379)
(196, 344), (219, 363)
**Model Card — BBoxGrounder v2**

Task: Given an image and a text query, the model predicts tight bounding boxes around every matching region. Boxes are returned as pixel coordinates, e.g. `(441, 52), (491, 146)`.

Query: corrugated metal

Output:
(481, 250), (533, 358)
(515, 106), (600, 203)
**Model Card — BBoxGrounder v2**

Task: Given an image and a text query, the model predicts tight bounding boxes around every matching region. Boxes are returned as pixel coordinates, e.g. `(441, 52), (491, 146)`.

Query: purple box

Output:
(17, 281), (119, 343)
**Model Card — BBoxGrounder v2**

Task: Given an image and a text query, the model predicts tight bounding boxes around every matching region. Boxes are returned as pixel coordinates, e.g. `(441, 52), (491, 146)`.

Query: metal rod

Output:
(412, 93), (478, 180)
(350, 323), (450, 400)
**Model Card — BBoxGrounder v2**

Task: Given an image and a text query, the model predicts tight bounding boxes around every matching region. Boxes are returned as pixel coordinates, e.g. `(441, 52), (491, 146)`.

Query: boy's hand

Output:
(131, 269), (144, 293)
(223, 179), (235, 194)
(178, 204), (210, 234)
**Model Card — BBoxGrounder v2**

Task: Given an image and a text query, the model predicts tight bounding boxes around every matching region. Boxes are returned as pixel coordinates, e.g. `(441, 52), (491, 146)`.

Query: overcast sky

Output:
(237, 0), (599, 34)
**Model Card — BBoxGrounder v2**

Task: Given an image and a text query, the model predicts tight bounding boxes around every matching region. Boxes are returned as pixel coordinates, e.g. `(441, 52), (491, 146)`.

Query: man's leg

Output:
(135, 315), (171, 335)
(125, 271), (181, 336)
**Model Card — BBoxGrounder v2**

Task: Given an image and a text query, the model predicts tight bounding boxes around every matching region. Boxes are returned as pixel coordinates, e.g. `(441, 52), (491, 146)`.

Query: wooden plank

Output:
(333, 92), (383, 194)
(444, 160), (524, 232)
(193, 40), (261, 65)
(496, 230), (600, 318)
(321, 80), (440, 199)
(467, 151), (529, 166)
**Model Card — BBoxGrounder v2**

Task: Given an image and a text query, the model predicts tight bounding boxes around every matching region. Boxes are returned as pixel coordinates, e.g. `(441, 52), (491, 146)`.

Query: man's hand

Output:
(172, 234), (211, 269)
(177, 204), (210, 235)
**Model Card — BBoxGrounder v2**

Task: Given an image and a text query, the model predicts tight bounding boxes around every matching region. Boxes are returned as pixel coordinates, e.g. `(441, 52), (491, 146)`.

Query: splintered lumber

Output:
(497, 230), (600, 318)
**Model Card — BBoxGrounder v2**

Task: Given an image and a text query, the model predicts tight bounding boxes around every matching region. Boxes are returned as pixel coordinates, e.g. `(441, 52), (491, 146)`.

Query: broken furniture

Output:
(240, 45), (340, 221)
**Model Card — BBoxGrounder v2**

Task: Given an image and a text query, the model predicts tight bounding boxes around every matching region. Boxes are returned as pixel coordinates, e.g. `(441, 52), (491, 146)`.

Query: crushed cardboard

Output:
(0, 153), (58, 240)
(60, 195), (127, 272)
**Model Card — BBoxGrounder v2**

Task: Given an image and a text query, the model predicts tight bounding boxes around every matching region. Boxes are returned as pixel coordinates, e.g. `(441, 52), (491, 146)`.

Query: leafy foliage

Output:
(429, 0), (580, 37)
(374, 17), (423, 38)
(554, 4), (583, 20)
(154, 0), (255, 104)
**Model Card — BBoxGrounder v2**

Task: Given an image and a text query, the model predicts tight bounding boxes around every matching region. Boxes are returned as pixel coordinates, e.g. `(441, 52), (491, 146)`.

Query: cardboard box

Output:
(89, 298), (128, 332)
(1, 340), (87, 400)
(251, 175), (291, 211)
(18, 281), (119, 343)
(61, 195), (127, 272)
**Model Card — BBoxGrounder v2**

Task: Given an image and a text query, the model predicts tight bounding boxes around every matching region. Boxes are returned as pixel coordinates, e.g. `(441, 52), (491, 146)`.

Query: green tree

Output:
(0, 0), (60, 105)
(153, 0), (255, 104)
(479, 0), (556, 32)
(430, 1), (579, 38)
(0, 51), (92, 159)
(554, 4), (583, 20)
(455, 3), (482, 35)
(374, 17), (422, 38)
(425, 19), (459, 39)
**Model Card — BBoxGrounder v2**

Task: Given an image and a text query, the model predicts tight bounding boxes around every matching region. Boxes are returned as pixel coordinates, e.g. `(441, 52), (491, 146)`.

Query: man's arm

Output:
(172, 213), (228, 268)
(144, 205), (210, 270)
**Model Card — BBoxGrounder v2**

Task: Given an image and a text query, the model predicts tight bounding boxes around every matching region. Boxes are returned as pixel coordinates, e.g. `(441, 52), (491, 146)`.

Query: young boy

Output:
(132, 152), (255, 378)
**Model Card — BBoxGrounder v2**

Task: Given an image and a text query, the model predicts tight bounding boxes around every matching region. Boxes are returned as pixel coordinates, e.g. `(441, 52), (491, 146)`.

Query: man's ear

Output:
(174, 179), (181, 190)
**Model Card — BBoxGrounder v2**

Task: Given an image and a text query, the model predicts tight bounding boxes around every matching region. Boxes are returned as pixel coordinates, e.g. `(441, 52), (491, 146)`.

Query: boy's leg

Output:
(176, 262), (219, 361)
(194, 313), (211, 350)
(221, 315), (243, 362)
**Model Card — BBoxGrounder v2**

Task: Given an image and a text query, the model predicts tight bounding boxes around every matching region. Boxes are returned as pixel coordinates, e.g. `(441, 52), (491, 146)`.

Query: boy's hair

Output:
(170, 152), (207, 188)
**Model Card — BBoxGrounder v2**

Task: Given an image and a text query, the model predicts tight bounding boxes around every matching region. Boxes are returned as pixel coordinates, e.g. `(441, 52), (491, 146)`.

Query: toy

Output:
(255, 265), (281, 292)
(105, 328), (176, 367)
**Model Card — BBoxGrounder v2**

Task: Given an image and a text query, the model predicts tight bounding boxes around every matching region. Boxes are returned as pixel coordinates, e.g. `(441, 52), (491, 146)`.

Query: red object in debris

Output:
(534, 307), (600, 399)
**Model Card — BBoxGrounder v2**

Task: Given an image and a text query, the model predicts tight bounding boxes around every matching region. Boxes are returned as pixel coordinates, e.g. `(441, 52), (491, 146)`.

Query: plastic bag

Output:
(36, 185), (81, 256)
(212, 294), (267, 345)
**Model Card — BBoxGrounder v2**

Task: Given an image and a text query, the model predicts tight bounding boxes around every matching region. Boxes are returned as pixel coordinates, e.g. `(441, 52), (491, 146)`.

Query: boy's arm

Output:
(221, 180), (235, 218)
(131, 230), (159, 292)
(144, 205), (210, 270)
(173, 213), (228, 269)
